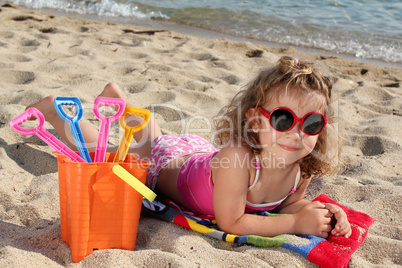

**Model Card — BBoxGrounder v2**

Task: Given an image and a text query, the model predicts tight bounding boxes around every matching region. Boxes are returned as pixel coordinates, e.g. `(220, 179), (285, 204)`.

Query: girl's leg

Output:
(26, 82), (162, 152)
(101, 84), (185, 205)
(99, 82), (162, 143)
(26, 95), (99, 151)
(99, 82), (162, 160)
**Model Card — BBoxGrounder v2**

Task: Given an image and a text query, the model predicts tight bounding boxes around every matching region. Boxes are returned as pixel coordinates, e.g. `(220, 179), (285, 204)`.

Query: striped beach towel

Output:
(142, 194), (374, 268)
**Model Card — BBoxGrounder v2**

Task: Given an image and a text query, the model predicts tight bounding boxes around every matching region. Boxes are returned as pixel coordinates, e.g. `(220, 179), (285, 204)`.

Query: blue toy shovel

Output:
(54, 97), (92, 163)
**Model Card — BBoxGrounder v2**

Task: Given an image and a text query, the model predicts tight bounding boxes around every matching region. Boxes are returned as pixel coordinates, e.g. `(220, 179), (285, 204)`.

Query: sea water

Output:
(4, 0), (402, 65)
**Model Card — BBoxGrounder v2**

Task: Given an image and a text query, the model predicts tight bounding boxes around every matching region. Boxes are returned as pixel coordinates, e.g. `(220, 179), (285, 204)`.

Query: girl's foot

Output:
(100, 83), (144, 128)
(99, 82), (128, 101)
(100, 82), (162, 142)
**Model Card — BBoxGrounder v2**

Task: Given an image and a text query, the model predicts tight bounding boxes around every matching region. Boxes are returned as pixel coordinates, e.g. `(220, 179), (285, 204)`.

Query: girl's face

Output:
(248, 88), (326, 168)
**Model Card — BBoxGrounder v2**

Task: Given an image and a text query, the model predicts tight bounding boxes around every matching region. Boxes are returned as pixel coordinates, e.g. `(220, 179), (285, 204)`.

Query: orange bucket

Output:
(56, 152), (150, 263)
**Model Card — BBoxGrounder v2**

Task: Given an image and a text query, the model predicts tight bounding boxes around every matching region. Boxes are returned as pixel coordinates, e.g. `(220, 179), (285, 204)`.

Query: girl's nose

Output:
(288, 122), (303, 137)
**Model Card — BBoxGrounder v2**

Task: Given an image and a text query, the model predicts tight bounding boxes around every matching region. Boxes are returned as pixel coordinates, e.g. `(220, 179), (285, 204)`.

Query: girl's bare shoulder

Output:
(213, 142), (255, 169)
(211, 142), (253, 190)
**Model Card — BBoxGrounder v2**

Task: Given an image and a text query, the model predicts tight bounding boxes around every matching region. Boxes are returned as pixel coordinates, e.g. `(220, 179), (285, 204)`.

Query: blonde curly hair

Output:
(214, 56), (341, 179)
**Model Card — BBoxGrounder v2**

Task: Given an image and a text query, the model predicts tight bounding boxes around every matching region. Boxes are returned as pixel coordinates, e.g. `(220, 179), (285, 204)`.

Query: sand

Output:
(0, 3), (401, 267)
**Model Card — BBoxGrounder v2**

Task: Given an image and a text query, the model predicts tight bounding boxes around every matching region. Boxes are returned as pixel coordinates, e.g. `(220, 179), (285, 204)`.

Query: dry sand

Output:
(0, 4), (401, 267)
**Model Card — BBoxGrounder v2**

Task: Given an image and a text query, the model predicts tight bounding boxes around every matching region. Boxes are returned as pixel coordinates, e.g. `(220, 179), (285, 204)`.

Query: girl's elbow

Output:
(216, 219), (247, 236)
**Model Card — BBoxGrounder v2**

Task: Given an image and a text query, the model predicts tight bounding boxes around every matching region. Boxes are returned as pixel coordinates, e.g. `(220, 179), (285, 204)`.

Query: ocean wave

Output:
(6, 0), (402, 64)
(10, 0), (169, 19)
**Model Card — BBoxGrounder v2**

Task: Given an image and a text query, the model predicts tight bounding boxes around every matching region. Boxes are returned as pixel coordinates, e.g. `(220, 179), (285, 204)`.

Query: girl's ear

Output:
(246, 108), (261, 130)
(246, 107), (258, 119)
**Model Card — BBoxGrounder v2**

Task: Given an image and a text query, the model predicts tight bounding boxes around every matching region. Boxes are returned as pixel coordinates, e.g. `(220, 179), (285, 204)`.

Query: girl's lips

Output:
(278, 144), (300, 151)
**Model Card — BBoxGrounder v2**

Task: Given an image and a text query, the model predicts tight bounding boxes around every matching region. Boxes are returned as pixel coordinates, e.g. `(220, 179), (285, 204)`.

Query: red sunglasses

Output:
(258, 106), (327, 136)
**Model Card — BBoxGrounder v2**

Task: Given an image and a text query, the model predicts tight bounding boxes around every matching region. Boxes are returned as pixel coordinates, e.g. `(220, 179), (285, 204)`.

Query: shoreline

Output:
(12, 3), (402, 69)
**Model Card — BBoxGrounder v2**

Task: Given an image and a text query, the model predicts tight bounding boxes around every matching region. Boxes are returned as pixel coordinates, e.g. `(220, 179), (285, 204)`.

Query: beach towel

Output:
(142, 194), (375, 268)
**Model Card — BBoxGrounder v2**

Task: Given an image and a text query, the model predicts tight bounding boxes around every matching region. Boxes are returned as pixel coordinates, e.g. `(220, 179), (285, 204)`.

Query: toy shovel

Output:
(9, 108), (86, 162)
(113, 107), (151, 163)
(54, 97), (92, 163)
(112, 165), (156, 202)
(93, 97), (125, 163)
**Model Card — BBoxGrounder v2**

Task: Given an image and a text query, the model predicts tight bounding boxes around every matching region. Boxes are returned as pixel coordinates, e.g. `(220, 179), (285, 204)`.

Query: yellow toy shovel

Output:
(113, 165), (156, 202)
(113, 106), (151, 163)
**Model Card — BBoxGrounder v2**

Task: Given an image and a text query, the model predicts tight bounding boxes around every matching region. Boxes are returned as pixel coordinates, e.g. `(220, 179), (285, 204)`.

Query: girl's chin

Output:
(259, 154), (299, 169)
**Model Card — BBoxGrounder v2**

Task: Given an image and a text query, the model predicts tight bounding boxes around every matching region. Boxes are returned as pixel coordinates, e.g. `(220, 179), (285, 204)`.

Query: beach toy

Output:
(56, 152), (150, 262)
(9, 107), (85, 163)
(93, 97), (125, 162)
(113, 165), (156, 202)
(54, 97), (92, 163)
(113, 107), (151, 163)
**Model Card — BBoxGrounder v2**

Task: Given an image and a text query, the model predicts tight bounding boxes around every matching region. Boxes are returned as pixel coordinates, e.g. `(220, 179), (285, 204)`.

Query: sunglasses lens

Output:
(303, 113), (326, 135)
(270, 109), (294, 131)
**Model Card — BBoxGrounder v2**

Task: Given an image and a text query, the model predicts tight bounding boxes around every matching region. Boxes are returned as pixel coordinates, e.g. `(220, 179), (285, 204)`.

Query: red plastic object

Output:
(56, 152), (150, 262)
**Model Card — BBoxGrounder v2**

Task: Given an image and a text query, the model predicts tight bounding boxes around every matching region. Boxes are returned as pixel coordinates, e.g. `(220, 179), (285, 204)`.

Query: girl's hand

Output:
(324, 203), (352, 238)
(293, 201), (333, 238)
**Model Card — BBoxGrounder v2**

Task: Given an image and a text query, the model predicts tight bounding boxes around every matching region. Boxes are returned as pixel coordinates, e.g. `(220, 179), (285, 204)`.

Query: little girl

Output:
(27, 56), (351, 239)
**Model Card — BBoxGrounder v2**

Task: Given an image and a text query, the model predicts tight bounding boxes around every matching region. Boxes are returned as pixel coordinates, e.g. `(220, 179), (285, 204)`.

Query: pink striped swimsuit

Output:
(146, 134), (300, 215)
(146, 134), (218, 190)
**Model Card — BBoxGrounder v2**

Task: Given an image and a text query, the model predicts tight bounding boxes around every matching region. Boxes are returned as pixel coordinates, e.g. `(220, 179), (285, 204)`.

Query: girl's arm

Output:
(212, 147), (333, 238)
(276, 176), (352, 238)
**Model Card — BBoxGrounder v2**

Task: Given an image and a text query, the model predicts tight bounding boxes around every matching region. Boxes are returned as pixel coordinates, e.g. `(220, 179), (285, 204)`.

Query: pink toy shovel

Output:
(93, 97), (125, 162)
(9, 108), (86, 162)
